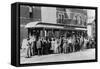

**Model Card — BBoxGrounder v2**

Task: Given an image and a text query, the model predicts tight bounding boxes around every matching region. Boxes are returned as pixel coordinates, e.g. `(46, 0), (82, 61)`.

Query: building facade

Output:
(87, 10), (95, 38)
(20, 5), (87, 46)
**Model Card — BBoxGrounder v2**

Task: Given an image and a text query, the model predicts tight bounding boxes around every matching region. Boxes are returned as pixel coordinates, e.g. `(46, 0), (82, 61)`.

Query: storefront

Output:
(25, 21), (87, 40)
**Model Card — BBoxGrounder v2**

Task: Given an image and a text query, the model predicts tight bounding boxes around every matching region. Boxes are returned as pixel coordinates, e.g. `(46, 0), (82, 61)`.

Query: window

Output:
(29, 6), (33, 18)
(57, 11), (65, 23)
(56, 8), (67, 24)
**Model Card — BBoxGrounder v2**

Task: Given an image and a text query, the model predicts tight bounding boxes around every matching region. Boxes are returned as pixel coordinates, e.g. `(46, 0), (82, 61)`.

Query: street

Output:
(20, 49), (95, 64)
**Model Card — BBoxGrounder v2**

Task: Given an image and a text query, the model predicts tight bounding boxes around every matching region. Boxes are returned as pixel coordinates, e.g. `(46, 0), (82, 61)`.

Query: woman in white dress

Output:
(63, 38), (68, 53)
(83, 37), (88, 50)
(51, 38), (55, 54)
(21, 38), (28, 49)
(21, 38), (31, 58)
(54, 38), (59, 54)
(21, 38), (28, 57)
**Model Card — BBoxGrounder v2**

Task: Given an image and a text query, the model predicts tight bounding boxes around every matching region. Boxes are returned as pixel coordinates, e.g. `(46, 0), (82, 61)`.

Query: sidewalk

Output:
(20, 49), (95, 64)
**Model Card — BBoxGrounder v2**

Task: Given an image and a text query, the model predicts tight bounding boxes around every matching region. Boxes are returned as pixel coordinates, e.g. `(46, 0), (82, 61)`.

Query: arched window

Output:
(76, 15), (81, 25)
(57, 8), (66, 24)
(57, 12), (65, 23)
(80, 16), (82, 25)
(75, 15), (77, 24)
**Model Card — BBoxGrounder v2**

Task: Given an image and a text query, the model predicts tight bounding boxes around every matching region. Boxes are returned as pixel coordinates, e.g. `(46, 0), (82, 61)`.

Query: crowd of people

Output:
(21, 34), (96, 58)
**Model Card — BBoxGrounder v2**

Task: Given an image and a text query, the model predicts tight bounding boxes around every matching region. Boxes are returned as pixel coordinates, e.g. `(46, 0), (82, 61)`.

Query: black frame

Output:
(11, 2), (98, 67)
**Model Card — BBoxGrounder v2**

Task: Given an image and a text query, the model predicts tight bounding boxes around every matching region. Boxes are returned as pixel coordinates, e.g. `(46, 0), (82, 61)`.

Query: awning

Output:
(25, 21), (63, 29)
(75, 28), (87, 31)
(25, 21), (40, 28)
(35, 24), (64, 29)
(25, 21), (87, 31)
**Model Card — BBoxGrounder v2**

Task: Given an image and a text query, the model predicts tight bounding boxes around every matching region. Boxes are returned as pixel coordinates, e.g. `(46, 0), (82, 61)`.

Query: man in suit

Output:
(30, 36), (36, 56)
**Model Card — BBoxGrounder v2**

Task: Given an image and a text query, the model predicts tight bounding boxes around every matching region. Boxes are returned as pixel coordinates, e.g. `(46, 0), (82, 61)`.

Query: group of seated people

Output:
(21, 35), (96, 58)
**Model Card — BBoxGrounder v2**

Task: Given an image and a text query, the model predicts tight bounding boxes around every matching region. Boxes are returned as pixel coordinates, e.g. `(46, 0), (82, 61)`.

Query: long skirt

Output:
(26, 46), (31, 58)
(54, 44), (58, 54)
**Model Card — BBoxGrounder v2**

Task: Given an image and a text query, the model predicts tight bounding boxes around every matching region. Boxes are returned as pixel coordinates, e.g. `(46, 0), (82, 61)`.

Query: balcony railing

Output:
(57, 18), (87, 27)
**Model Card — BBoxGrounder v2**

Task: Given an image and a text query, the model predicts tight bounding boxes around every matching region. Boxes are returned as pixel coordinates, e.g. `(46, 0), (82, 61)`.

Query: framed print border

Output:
(11, 2), (98, 67)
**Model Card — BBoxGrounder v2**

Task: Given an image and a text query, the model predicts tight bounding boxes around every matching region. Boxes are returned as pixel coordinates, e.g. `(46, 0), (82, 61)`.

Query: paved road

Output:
(20, 49), (95, 64)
